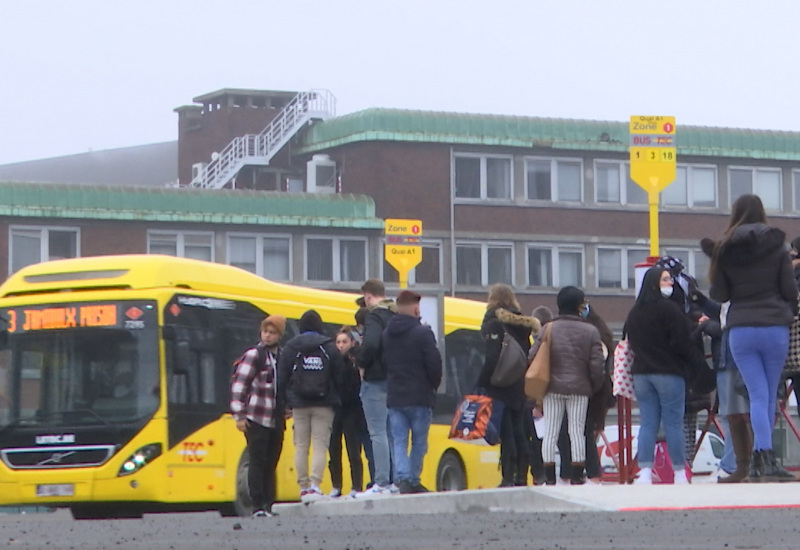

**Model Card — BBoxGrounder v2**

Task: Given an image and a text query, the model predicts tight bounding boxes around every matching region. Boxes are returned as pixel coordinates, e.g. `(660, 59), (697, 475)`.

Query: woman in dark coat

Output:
(478, 283), (540, 486)
(626, 267), (695, 484)
(708, 194), (798, 481)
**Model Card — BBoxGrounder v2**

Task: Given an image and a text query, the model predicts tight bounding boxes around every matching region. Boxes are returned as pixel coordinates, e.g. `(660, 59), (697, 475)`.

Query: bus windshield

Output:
(0, 301), (160, 430)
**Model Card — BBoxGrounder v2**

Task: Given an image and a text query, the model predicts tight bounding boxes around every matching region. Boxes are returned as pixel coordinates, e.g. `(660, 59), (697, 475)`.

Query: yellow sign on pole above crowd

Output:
(384, 219), (422, 289)
(629, 116), (677, 257)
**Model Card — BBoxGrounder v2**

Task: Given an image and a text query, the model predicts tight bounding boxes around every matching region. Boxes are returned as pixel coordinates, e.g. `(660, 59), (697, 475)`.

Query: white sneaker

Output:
(634, 467), (652, 485)
(388, 483), (400, 494)
(674, 469), (690, 485)
(354, 484), (393, 499)
(329, 488), (342, 498)
(301, 486), (326, 503)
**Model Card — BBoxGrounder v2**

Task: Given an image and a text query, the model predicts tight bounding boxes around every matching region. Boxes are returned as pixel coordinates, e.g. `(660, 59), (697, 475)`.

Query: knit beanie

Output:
(262, 315), (286, 337)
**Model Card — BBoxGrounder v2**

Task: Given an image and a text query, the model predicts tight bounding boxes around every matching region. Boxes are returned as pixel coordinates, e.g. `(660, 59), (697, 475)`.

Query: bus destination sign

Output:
(4, 304), (119, 333)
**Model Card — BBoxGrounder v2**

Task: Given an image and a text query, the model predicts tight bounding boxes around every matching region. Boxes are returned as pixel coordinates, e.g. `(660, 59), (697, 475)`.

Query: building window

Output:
(595, 161), (647, 205)
(305, 236), (366, 282)
(527, 245), (583, 287)
(227, 233), (291, 281)
(729, 167), (781, 210)
(148, 231), (214, 261)
(384, 241), (442, 285)
(662, 165), (717, 208)
(794, 170), (800, 211)
(597, 246), (649, 289)
(9, 226), (80, 274)
(525, 158), (583, 202)
(455, 242), (513, 286)
(454, 154), (513, 199)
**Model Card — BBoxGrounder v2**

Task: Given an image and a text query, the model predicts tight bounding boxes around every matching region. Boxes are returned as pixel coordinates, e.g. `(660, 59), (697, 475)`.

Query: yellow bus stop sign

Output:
(629, 115), (676, 192)
(629, 116), (676, 257)
(384, 219), (422, 289)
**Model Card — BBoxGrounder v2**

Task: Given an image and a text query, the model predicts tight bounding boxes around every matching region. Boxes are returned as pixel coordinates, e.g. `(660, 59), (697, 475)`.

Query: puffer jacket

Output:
(709, 223), (797, 327)
(478, 307), (540, 410)
(528, 314), (605, 397)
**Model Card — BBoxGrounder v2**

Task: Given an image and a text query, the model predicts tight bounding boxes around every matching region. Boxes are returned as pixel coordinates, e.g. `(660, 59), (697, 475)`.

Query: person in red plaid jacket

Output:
(230, 315), (286, 517)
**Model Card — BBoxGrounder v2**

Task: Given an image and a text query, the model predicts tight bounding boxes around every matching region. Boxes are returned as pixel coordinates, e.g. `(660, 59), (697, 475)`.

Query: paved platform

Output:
(272, 483), (800, 517)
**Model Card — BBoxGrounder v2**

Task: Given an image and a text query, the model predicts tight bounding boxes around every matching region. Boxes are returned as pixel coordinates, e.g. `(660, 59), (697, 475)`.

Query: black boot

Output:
(761, 449), (797, 482)
(544, 463), (557, 486)
(570, 462), (586, 485)
(749, 449), (765, 482)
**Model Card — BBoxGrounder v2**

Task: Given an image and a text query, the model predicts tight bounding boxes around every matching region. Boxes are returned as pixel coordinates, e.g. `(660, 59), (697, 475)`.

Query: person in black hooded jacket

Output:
(708, 194), (798, 482)
(478, 283), (541, 487)
(277, 309), (345, 502)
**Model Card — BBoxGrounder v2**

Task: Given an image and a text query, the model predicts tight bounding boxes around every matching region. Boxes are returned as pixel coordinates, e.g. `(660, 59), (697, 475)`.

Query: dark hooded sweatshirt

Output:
(382, 313), (442, 409)
(709, 223), (798, 328)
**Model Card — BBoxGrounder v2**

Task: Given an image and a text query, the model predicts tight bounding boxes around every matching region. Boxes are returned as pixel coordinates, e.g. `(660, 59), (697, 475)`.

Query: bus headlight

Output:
(117, 443), (162, 477)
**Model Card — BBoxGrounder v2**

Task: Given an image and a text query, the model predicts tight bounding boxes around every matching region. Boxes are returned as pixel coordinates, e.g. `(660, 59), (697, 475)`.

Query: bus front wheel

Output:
(436, 451), (466, 492)
(229, 449), (254, 517)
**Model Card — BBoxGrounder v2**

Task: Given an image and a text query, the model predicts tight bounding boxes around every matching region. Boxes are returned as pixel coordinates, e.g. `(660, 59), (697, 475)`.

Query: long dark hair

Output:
(636, 267), (668, 306)
(586, 304), (614, 352)
(709, 194), (768, 280)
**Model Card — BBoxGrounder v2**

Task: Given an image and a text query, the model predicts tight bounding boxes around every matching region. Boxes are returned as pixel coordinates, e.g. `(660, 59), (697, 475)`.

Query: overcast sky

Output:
(1, 0), (798, 165)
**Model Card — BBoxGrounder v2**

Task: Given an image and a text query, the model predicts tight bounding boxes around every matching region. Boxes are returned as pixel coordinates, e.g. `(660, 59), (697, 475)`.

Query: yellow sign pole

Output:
(384, 219), (423, 289)
(648, 187), (660, 257)
(629, 116), (677, 258)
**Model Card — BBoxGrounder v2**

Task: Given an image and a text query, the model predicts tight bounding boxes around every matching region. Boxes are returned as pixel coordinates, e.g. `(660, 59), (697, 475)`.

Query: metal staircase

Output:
(189, 89), (336, 189)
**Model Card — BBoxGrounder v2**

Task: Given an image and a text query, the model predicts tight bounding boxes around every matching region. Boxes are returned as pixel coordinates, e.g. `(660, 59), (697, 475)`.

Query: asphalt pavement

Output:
(3, 483), (800, 549)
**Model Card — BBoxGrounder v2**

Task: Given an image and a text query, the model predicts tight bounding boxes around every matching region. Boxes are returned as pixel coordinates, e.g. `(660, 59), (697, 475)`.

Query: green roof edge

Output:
(296, 108), (800, 161)
(0, 182), (383, 229)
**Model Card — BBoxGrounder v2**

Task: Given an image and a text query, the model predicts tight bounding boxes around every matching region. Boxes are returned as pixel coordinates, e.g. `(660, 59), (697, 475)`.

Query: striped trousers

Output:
(541, 393), (589, 463)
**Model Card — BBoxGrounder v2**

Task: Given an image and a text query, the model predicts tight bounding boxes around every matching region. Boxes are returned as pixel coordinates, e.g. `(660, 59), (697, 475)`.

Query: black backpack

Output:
(292, 342), (332, 400)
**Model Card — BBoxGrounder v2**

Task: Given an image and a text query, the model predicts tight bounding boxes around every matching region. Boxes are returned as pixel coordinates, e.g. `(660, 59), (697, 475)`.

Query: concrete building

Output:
(4, 88), (800, 327)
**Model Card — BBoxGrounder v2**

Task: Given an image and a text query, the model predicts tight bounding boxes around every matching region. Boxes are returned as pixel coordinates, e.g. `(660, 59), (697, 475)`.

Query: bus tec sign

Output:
(629, 115), (676, 193)
(384, 219), (422, 288)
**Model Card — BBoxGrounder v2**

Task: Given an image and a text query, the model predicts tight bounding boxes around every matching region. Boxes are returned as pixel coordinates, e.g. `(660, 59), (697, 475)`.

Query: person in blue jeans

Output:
(382, 290), (442, 494)
(626, 267), (696, 484)
(355, 279), (396, 497)
(708, 194), (798, 482)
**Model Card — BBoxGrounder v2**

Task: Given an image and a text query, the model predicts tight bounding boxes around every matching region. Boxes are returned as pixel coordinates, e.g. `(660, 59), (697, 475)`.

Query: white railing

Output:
(190, 89), (336, 189)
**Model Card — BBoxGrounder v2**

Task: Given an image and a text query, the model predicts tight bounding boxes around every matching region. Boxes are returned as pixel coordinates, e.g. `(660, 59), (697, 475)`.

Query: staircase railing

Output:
(189, 89), (336, 189)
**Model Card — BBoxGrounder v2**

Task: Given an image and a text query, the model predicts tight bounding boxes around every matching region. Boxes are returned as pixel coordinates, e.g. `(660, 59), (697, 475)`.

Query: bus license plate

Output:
(36, 484), (74, 497)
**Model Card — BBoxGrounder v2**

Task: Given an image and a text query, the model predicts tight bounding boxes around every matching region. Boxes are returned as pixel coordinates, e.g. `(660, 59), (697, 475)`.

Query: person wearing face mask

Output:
(625, 267), (696, 484)
(527, 286), (605, 485)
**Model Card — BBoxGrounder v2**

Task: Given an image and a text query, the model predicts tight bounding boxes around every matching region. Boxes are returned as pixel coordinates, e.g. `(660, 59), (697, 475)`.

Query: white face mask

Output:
(661, 286), (674, 298)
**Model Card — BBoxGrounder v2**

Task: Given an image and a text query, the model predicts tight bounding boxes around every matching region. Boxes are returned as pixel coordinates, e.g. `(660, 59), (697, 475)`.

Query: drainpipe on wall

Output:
(449, 146), (456, 297)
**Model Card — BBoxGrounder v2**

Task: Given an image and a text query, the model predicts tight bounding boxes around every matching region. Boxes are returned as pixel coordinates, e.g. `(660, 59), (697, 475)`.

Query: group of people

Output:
(480, 194), (800, 487)
(626, 194), (799, 484)
(230, 192), (800, 518)
(230, 279), (442, 517)
(479, 283), (612, 486)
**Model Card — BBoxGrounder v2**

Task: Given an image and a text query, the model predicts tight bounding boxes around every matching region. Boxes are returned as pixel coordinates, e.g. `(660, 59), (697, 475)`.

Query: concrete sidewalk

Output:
(272, 483), (800, 517)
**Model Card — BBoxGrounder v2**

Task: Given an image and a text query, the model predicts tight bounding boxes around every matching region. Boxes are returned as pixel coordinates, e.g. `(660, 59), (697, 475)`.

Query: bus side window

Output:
(168, 341), (192, 404)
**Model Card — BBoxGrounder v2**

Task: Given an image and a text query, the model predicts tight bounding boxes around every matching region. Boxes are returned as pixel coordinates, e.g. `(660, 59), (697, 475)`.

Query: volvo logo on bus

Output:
(35, 434), (76, 445)
(37, 451), (76, 466)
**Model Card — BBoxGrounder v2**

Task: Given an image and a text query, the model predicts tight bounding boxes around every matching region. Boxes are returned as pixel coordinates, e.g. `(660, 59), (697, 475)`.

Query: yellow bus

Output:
(0, 255), (500, 518)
